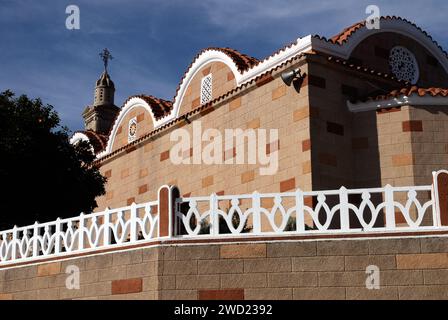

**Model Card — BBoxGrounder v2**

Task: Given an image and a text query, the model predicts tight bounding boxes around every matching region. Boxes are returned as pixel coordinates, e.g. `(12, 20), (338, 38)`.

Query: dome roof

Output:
(96, 71), (115, 88)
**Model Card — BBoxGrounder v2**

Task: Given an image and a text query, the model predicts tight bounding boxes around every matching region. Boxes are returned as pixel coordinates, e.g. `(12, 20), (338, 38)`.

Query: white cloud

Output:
(192, 0), (448, 43)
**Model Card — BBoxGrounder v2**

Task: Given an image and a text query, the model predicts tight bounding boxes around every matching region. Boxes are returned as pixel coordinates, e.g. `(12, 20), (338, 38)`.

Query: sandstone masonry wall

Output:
(2, 236), (448, 300)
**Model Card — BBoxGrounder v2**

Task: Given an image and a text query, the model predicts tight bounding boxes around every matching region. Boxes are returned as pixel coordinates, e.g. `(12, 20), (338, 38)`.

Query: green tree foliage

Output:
(0, 90), (106, 229)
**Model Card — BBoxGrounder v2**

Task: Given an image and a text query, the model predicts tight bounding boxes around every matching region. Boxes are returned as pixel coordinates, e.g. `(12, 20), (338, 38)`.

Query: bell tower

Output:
(82, 48), (120, 134)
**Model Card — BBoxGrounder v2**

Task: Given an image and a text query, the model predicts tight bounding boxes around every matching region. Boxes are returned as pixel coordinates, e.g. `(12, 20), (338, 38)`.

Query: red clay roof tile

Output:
(325, 55), (408, 84)
(90, 16), (448, 161)
(321, 16), (448, 59)
(123, 95), (173, 120)
(365, 86), (448, 102)
(75, 130), (108, 154)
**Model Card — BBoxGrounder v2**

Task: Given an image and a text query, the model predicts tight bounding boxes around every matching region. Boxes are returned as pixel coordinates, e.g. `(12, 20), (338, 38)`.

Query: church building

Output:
(4, 15), (448, 301)
(71, 16), (448, 212)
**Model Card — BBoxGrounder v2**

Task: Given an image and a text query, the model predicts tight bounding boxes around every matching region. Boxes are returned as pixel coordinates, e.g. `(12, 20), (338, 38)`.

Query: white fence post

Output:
(55, 218), (61, 254)
(173, 200), (179, 237)
(103, 208), (110, 246)
(78, 213), (85, 250)
(130, 203), (137, 242)
(431, 171), (440, 227)
(432, 170), (448, 227)
(33, 222), (39, 257)
(168, 186), (180, 239)
(339, 187), (350, 231)
(252, 192), (261, 234)
(295, 190), (305, 233)
(384, 185), (396, 230)
(158, 185), (175, 238)
(209, 193), (218, 235)
(11, 226), (17, 260)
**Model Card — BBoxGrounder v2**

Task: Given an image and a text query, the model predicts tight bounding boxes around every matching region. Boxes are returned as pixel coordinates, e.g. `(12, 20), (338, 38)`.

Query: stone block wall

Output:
(374, 106), (415, 187)
(0, 248), (159, 300)
(95, 59), (312, 211)
(408, 106), (448, 186)
(307, 57), (401, 191)
(2, 235), (448, 300)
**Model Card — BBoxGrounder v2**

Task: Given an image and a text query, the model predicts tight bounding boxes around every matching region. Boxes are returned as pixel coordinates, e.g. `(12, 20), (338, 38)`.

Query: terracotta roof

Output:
(248, 40), (297, 68)
(92, 16), (448, 161)
(99, 94), (173, 150)
(316, 16), (448, 58)
(109, 47), (256, 134)
(213, 47), (259, 72)
(365, 86), (448, 102)
(93, 52), (311, 164)
(101, 47), (249, 154)
(96, 71), (115, 88)
(325, 55), (408, 84)
(170, 47), (258, 107)
(76, 130), (108, 154)
(94, 49), (420, 163)
(326, 16), (447, 55)
(123, 95), (173, 120)
(330, 19), (366, 45)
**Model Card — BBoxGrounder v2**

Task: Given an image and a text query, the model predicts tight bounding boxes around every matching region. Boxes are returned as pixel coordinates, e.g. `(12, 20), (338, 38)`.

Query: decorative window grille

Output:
(200, 74), (213, 105)
(128, 117), (137, 143)
(389, 46), (420, 84)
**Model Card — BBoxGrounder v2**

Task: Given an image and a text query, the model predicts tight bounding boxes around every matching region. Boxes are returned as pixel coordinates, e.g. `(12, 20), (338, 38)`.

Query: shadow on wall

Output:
(306, 62), (383, 229)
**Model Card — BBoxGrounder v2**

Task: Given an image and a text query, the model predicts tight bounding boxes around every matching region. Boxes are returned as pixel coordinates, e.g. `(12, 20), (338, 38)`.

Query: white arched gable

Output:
(103, 97), (160, 155)
(312, 18), (448, 74)
(70, 132), (89, 145)
(69, 132), (95, 154)
(169, 50), (243, 120)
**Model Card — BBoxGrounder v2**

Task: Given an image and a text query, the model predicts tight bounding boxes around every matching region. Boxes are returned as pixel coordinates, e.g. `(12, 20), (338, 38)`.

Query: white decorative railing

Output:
(1, 171), (448, 266)
(175, 185), (437, 237)
(0, 200), (158, 265)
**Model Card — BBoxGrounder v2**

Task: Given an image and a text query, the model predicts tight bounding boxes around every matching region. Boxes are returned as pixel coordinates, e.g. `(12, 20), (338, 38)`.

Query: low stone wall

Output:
(1, 235), (448, 300)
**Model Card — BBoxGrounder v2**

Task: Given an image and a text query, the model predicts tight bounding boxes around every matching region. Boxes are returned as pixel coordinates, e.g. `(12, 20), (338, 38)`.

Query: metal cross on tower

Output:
(99, 48), (113, 72)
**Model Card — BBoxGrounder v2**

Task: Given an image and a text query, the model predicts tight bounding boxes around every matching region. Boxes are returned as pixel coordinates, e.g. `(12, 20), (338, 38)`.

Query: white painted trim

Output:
(239, 35), (313, 84)
(103, 97), (161, 155)
(169, 50), (243, 120)
(4, 230), (448, 270)
(69, 132), (89, 145)
(69, 132), (95, 154)
(347, 95), (448, 113)
(165, 37), (314, 122)
(167, 18), (448, 122)
(312, 18), (448, 74)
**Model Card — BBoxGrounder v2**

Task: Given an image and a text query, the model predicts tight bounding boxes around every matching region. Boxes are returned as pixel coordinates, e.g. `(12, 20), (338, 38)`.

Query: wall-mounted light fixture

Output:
(281, 68), (306, 93)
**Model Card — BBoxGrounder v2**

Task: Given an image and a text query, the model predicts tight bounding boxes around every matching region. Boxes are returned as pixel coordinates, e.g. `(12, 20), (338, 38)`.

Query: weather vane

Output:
(99, 48), (113, 72)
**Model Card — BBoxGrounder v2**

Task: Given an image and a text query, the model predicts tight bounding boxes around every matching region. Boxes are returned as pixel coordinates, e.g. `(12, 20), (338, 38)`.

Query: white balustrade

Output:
(175, 185), (437, 237)
(1, 171), (448, 266)
(0, 201), (158, 265)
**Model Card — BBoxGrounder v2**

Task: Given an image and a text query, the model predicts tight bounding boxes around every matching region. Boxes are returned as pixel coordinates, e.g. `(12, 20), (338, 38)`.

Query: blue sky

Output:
(1, 0), (448, 131)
